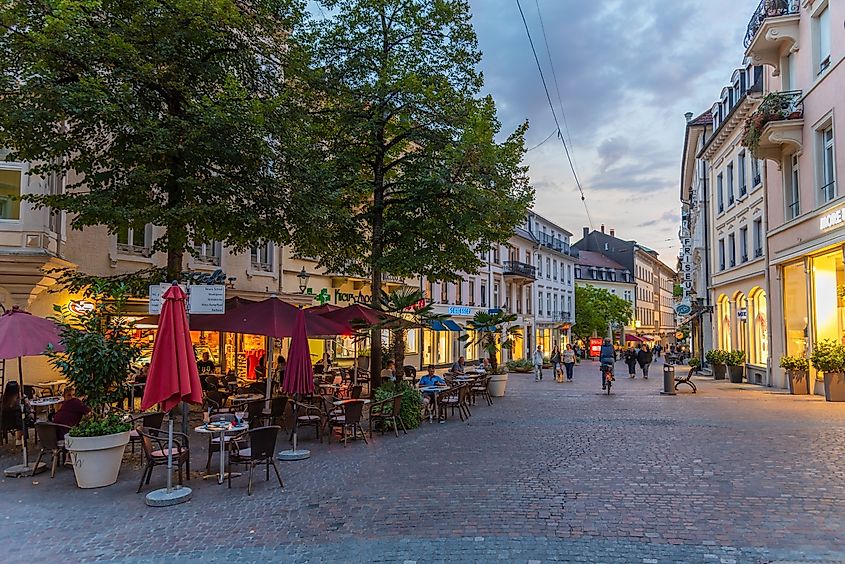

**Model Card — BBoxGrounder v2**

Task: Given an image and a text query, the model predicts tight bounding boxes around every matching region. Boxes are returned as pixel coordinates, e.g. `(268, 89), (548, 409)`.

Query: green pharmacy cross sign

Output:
(312, 288), (331, 305)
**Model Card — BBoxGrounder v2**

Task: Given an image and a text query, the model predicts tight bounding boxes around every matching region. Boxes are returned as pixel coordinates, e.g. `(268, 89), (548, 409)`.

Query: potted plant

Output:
(49, 282), (141, 488)
(688, 357), (701, 372)
(725, 350), (746, 383)
(810, 339), (845, 402)
(505, 359), (534, 373)
(779, 355), (811, 395)
(705, 349), (727, 380)
(461, 310), (521, 396)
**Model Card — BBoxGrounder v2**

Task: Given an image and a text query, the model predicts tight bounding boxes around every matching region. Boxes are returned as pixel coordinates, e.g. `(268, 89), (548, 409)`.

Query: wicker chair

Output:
(438, 385), (471, 421)
(369, 394), (407, 437)
(137, 427), (190, 493)
(471, 376), (493, 406)
(128, 411), (165, 455)
(228, 426), (284, 495)
(327, 400), (368, 445)
(33, 422), (71, 478)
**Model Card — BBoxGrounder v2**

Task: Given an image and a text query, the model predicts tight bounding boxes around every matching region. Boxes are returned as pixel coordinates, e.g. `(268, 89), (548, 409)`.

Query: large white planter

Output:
(489, 373), (508, 397)
(65, 430), (131, 489)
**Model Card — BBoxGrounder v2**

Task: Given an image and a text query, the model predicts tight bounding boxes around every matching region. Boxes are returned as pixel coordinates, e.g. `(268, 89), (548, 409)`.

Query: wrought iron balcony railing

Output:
(744, 0), (800, 49)
(503, 260), (537, 280)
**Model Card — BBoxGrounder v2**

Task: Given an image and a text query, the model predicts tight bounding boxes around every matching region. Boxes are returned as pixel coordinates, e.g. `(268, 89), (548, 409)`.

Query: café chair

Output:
(137, 427), (190, 493)
(227, 426), (284, 495)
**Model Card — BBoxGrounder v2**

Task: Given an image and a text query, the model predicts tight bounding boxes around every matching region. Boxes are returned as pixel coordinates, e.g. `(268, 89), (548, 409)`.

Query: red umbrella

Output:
(307, 303), (341, 315)
(625, 334), (645, 342)
(190, 297), (350, 338)
(141, 285), (203, 412)
(0, 306), (65, 476)
(319, 303), (399, 327)
(278, 308), (315, 460)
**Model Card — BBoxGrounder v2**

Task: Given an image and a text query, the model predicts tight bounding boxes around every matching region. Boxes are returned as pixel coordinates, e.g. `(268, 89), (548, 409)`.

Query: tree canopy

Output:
(573, 285), (632, 340)
(0, 0), (309, 277)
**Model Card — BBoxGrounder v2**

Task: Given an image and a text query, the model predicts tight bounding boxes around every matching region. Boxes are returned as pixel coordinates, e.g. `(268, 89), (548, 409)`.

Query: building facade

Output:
(745, 0), (844, 391)
(698, 58), (771, 385)
(574, 250), (635, 334)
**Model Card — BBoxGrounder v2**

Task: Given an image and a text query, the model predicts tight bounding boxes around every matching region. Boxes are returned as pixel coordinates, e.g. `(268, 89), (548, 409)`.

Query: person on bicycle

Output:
(599, 338), (615, 390)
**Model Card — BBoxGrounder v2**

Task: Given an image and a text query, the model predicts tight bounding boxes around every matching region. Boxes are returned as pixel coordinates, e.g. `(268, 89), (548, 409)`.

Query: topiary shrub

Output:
(374, 381), (423, 429)
(506, 359), (534, 373)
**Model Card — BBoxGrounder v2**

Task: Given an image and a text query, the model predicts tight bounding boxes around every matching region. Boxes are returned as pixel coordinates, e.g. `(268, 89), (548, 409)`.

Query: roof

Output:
(528, 210), (573, 237)
(688, 110), (712, 126)
(576, 250), (627, 270)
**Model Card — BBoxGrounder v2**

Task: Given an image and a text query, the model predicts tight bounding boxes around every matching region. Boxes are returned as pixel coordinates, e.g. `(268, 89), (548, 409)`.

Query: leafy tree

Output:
(0, 0), (308, 279)
(460, 310), (521, 371)
(290, 0), (533, 376)
(573, 285), (632, 341)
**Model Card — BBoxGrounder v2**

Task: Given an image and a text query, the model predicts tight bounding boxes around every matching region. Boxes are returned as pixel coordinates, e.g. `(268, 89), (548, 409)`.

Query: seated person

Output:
(450, 356), (466, 375)
(481, 358), (492, 372)
(52, 387), (90, 439)
(1, 381), (30, 445)
(380, 360), (397, 382)
(196, 352), (216, 374)
(418, 366), (447, 387)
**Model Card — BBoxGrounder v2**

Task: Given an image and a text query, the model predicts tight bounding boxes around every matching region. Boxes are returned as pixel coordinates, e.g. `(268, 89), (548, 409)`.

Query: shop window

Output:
(811, 249), (845, 350)
(717, 294), (732, 350)
(750, 289), (768, 365)
(464, 329), (477, 361)
(735, 292), (747, 356)
(783, 261), (809, 358)
(406, 329), (418, 355)
(0, 167), (22, 220)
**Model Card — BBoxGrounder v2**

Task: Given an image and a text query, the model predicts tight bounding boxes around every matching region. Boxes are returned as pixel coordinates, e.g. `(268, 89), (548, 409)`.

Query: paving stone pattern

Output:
(2, 359), (845, 563)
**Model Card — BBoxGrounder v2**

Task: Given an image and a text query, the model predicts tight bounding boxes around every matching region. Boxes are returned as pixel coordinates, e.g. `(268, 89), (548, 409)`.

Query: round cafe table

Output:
(418, 386), (448, 423)
(194, 421), (249, 484)
(30, 396), (63, 408)
(229, 393), (262, 405)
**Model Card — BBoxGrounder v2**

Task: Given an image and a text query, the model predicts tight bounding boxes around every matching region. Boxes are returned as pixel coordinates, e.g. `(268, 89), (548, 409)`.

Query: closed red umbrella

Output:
(278, 308), (315, 461)
(0, 306), (65, 476)
(141, 285), (203, 412)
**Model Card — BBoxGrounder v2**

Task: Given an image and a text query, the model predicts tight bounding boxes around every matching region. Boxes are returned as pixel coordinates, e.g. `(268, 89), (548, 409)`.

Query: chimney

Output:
(600, 224), (605, 233)
(684, 111), (694, 122)
(583, 227), (589, 238)
(610, 228), (615, 237)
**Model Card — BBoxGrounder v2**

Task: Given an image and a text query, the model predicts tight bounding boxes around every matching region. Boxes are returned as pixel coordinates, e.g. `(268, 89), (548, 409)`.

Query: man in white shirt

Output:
(532, 346), (544, 382)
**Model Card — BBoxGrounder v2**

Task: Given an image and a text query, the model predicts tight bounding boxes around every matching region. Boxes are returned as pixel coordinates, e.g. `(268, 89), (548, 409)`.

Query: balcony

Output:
(744, 0), (800, 76)
(743, 91), (803, 162)
(503, 260), (537, 282)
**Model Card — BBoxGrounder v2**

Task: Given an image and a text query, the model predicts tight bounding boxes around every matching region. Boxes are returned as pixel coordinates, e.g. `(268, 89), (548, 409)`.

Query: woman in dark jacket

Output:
(636, 345), (653, 379)
(624, 346), (639, 378)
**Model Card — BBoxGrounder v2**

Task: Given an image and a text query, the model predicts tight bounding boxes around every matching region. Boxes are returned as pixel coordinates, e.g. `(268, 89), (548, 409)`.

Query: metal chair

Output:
(137, 427), (190, 493)
(369, 394), (407, 437)
(33, 422), (71, 478)
(327, 400), (368, 445)
(228, 426), (284, 495)
(128, 411), (165, 455)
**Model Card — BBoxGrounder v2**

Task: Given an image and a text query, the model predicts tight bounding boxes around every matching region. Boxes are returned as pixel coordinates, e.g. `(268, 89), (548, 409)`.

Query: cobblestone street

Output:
(2, 360), (845, 563)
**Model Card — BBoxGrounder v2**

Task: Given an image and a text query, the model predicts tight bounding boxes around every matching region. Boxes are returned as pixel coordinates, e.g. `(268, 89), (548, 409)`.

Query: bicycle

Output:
(601, 362), (614, 395)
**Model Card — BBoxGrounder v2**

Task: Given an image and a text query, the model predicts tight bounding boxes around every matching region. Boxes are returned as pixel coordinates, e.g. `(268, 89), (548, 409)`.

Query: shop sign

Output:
(148, 283), (226, 314)
(588, 337), (602, 358)
(448, 306), (471, 316)
(181, 269), (228, 285)
(820, 207), (845, 231)
(674, 300), (692, 316)
(736, 308), (748, 321)
(67, 299), (95, 315)
(675, 331), (685, 340)
(487, 308), (502, 314)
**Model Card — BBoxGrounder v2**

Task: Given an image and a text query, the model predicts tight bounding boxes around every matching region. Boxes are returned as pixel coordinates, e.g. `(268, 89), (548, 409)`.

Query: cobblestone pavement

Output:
(2, 359), (845, 563)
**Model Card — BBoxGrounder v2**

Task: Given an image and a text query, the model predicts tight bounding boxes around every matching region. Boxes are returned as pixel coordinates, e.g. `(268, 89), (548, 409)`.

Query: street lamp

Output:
(297, 267), (310, 294)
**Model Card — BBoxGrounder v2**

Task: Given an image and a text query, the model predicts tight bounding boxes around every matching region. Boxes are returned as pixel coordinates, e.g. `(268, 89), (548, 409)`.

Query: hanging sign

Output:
(148, 284), (225, 314)
(589, 337), (603, 358)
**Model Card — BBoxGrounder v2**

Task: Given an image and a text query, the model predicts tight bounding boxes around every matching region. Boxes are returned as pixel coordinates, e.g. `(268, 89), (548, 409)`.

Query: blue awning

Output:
(429, 320), (448, 332)
(443, 320), (462, 332)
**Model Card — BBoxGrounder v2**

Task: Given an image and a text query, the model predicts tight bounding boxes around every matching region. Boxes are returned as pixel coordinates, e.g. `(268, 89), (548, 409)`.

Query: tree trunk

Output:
(370, 160), (386, 392)
(167, 248), (184, 282)
(392, 328), (406, 373)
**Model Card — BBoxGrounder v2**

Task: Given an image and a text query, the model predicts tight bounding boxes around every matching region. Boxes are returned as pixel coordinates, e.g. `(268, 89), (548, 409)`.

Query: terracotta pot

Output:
(787, 370), (811, 395)
(64, 430), (131, 488)
(823, 372), (845, 402)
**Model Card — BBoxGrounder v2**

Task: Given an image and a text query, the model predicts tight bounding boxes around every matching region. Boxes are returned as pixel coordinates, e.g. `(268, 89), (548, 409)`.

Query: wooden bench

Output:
(674, 366), (697, 393)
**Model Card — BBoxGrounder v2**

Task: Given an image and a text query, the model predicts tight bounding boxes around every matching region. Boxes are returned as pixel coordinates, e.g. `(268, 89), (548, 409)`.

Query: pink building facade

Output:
(745, 0), (844, 391)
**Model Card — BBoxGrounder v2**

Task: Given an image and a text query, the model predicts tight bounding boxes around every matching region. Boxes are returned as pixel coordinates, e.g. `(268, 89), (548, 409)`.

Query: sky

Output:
(467, 0), (754, 264)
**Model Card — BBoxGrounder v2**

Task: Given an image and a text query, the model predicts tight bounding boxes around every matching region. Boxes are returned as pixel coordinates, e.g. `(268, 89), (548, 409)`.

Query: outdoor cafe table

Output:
(35, 379), (67, 396)
(418, 386), (449, 423)
(194, 421), (249, 485)
(332, 398), (371, 407)
(30, 396), (63, 420)
(229, 393), (262, 405)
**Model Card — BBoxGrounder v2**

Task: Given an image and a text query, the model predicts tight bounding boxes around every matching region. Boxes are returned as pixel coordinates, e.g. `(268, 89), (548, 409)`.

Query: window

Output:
(480, 282), (487, 307)
(118, 223), (153, 256)
(537, 257), (542, 276)
(250, 242), (273, 272)
(427, 281), (434, 301)
(0, 167), (22, 220)
(553, 260), (558, 281)
(752, 158), (761, 187)
(787, 154), (800, 219)
(492, 245), (500, 264)
(718, 239), (725, 271)
(820, 125), (836, 203)
(526, 291), (532, 314)
(740, 227), (748, 263)
(553, 294), (558, 317)
(717, 173), (724, 213)
(753, 219), (763, 258)
(441, 282), (449, 304)
(516, 287), (522, 314)
(468, 280), (475, 306)
(537, 291), (543, 316)
(738, 152), (747, 196)
(816, 4), (831, 74)
(493, 283), (500, 308)
(727, 163), (735, 205)
(546, 257), (551, 279)
(546, 293), (551, 316)
(456, 280), (463, 305)
(194, 241), (222, 266)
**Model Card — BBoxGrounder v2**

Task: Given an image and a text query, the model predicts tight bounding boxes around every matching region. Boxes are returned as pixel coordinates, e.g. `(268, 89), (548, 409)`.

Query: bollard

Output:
(661, 363), (676, 395)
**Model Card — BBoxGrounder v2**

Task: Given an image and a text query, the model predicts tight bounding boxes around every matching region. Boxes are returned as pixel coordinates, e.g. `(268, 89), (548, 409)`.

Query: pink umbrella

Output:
(141, 285), (203, 412)
(278, 308), (315, 461)
(0, 306), (65, 476)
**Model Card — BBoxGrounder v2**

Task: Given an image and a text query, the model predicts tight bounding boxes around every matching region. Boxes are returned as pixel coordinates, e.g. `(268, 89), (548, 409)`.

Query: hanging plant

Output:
(741, 92), (801, 158)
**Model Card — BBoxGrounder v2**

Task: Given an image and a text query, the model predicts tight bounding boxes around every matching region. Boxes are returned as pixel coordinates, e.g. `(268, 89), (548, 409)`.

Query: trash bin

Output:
(661, 363), (676, 396)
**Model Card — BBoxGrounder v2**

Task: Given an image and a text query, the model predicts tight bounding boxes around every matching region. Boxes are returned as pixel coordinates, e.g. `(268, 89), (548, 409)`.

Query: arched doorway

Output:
(749, 287), (768, 365)
(717, 294), (732, 351)
(734, 291), (748, 355)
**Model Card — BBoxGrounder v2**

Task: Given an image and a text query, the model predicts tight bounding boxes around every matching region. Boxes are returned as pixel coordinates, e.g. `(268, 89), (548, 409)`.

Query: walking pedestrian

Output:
(563, 344), (576, 382)
(624, 345), (638, 378)
(533, 345), (544, 382)
(637, 344), (653, 379)
(551, 344), (562, 383)
(599, 338), (615, 390)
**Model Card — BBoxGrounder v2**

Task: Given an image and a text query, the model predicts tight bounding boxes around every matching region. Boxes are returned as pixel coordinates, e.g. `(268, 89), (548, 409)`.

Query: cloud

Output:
(468, 0), (749, 260)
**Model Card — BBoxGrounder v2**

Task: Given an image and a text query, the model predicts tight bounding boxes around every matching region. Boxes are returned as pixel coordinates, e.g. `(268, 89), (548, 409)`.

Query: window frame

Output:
(0, 164), (24, 221)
